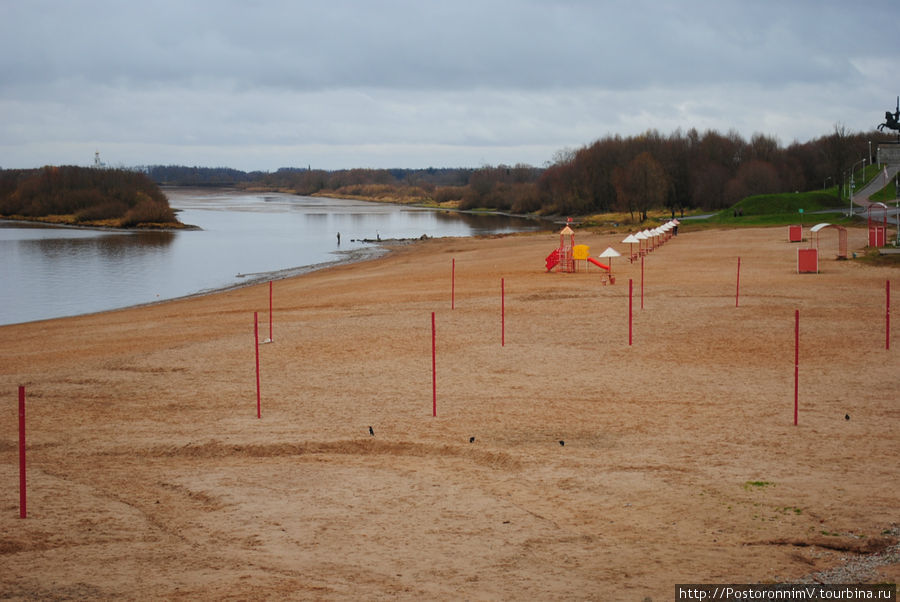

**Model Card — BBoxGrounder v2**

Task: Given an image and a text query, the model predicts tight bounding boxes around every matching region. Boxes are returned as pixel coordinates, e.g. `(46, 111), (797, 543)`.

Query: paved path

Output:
(850, 163), (900, 226)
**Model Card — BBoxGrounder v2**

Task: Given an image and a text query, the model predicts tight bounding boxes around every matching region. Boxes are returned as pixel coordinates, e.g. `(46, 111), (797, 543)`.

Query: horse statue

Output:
(877, 96), (900, 133)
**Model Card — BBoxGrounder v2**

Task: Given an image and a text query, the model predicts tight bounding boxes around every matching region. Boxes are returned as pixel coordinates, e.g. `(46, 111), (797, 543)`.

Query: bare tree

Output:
(625, 152), (668, 222)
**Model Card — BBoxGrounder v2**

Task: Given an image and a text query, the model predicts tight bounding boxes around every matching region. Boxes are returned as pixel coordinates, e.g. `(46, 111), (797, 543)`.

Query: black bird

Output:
(469, 437), (475, 443)
(845, 414), (850, 421)
(559, 440), (565, 447)
(369, 426), (375, 436)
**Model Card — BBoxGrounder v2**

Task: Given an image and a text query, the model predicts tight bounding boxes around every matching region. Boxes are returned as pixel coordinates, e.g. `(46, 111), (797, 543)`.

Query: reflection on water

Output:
(32, 230), (175, 258)
(1, 190), (544, 325)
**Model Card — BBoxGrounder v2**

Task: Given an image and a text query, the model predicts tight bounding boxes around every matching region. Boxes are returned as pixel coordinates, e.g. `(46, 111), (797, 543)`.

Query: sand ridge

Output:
(1, 224), (898, 600)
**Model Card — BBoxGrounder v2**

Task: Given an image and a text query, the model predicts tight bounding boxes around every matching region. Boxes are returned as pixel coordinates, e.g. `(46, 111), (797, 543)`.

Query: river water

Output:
(0, 188), (544, 325)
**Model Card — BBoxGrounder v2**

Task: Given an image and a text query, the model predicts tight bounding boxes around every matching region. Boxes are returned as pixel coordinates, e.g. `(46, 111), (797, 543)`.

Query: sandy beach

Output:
(1, 224), (897, 600)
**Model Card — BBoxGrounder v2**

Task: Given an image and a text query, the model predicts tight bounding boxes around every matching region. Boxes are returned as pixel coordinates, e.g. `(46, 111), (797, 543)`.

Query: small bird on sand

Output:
(469, 437), (475, 443)
(845, 414), (850, 421)
(559, 440), (565, 447)
(369, 426), (374, 436)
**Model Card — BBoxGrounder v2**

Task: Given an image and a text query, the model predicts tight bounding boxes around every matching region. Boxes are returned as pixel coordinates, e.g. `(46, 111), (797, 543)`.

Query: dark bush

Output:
(120, 193), (176, 227)
(76, 201), (129, 222)
(433, 186), (465, 204)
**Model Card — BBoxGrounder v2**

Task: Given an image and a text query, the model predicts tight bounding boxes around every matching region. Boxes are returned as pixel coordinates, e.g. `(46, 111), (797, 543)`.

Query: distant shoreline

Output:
(169, 184), (557, 227)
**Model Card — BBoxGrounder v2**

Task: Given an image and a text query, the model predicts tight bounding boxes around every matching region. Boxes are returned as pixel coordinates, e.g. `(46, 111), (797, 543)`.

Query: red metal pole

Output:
(887, 280), (891, 351)
(254, 312), (261, 419)
(736, 257), (741, 308)
(640, 255), (645, 310)
(268, 281), (273, 342)
(431, 312), (437, 417)
(451, 258), (455, 310)
(501, 278), (505, 347)
(19, 385), (26, 519)
(794, 310), (799, 426)
(628, 279), (633, 346)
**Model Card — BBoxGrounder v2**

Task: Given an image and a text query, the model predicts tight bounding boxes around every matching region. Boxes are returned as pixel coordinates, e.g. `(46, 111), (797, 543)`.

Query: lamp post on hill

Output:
(854, 157), (867, 184)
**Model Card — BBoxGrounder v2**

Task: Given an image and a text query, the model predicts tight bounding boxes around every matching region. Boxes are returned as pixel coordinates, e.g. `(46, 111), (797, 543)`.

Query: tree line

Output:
(0, 166), (179, 227)
(146, 125), (888, 221)
(535, 126), (885, 220)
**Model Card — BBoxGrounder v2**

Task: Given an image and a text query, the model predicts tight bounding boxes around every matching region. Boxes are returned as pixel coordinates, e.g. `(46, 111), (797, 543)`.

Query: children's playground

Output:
(545, 219), (680, 283)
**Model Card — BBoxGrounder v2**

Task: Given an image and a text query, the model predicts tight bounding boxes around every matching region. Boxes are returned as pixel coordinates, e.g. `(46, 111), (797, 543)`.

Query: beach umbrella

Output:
(666, 220), (675, 239)
(658, 223), (670, 242)
(598, 246), (621, 273)
(636, 230), (649, 253)
(664, 222), (675, 241)
(622, 233), (640, 260)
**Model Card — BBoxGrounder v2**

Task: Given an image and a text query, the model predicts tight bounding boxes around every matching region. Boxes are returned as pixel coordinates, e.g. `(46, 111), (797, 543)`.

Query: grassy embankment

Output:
(308, 183), (460, 210)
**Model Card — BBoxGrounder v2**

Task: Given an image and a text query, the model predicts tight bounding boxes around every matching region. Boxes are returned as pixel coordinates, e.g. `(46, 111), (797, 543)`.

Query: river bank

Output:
(1, 225), (897, 600)
(0, 214), (198, 231)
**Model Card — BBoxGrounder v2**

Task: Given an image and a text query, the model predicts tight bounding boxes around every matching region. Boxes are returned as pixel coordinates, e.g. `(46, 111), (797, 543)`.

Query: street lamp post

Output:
(855, 157), (867, 183)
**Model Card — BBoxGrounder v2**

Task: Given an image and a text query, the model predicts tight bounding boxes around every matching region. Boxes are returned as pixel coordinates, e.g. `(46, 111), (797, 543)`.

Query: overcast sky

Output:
(1, 0), (898, 172)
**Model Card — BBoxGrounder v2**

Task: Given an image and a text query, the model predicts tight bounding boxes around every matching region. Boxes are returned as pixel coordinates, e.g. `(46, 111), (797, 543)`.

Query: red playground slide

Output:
(587, 257), (610, 271)
(545, 249), (560, 271)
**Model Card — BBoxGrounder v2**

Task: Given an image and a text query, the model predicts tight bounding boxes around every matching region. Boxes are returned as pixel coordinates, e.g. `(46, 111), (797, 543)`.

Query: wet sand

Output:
(1, 225), (898, 600)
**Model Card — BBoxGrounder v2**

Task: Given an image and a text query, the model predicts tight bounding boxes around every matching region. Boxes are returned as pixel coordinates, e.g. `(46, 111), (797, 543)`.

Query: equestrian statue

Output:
(877, 96), (900, 138)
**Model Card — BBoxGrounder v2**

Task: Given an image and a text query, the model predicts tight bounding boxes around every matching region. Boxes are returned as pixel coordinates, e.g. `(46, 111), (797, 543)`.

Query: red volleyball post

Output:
(18, 385), (26, 519)
(736, 257), (741, 308)
(887, 280), (891, 351)
(254, 312), (261, 419)
(501, 278), (505, 347)
(628, 279), (633, 346)
(431, 312), (437, 417)
(268, 281), (273, 342)
(451, 258), (455, 310)
(794, 310), (799, 426)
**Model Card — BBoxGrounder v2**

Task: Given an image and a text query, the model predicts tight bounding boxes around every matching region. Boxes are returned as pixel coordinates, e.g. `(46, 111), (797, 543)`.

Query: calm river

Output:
(0, 188), (544, 325)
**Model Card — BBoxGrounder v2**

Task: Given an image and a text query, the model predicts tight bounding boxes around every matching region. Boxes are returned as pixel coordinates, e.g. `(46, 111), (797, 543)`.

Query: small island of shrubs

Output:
(0, 165), (186, 229)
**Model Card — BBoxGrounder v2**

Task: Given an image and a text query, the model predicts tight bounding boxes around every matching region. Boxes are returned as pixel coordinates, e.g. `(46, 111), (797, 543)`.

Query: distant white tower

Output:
(94, 151), (106, 168)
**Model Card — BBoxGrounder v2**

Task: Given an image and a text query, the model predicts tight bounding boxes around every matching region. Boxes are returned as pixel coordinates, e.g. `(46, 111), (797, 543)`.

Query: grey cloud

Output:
(1, 0), (898, 171)
(3, 0), (880, 90)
